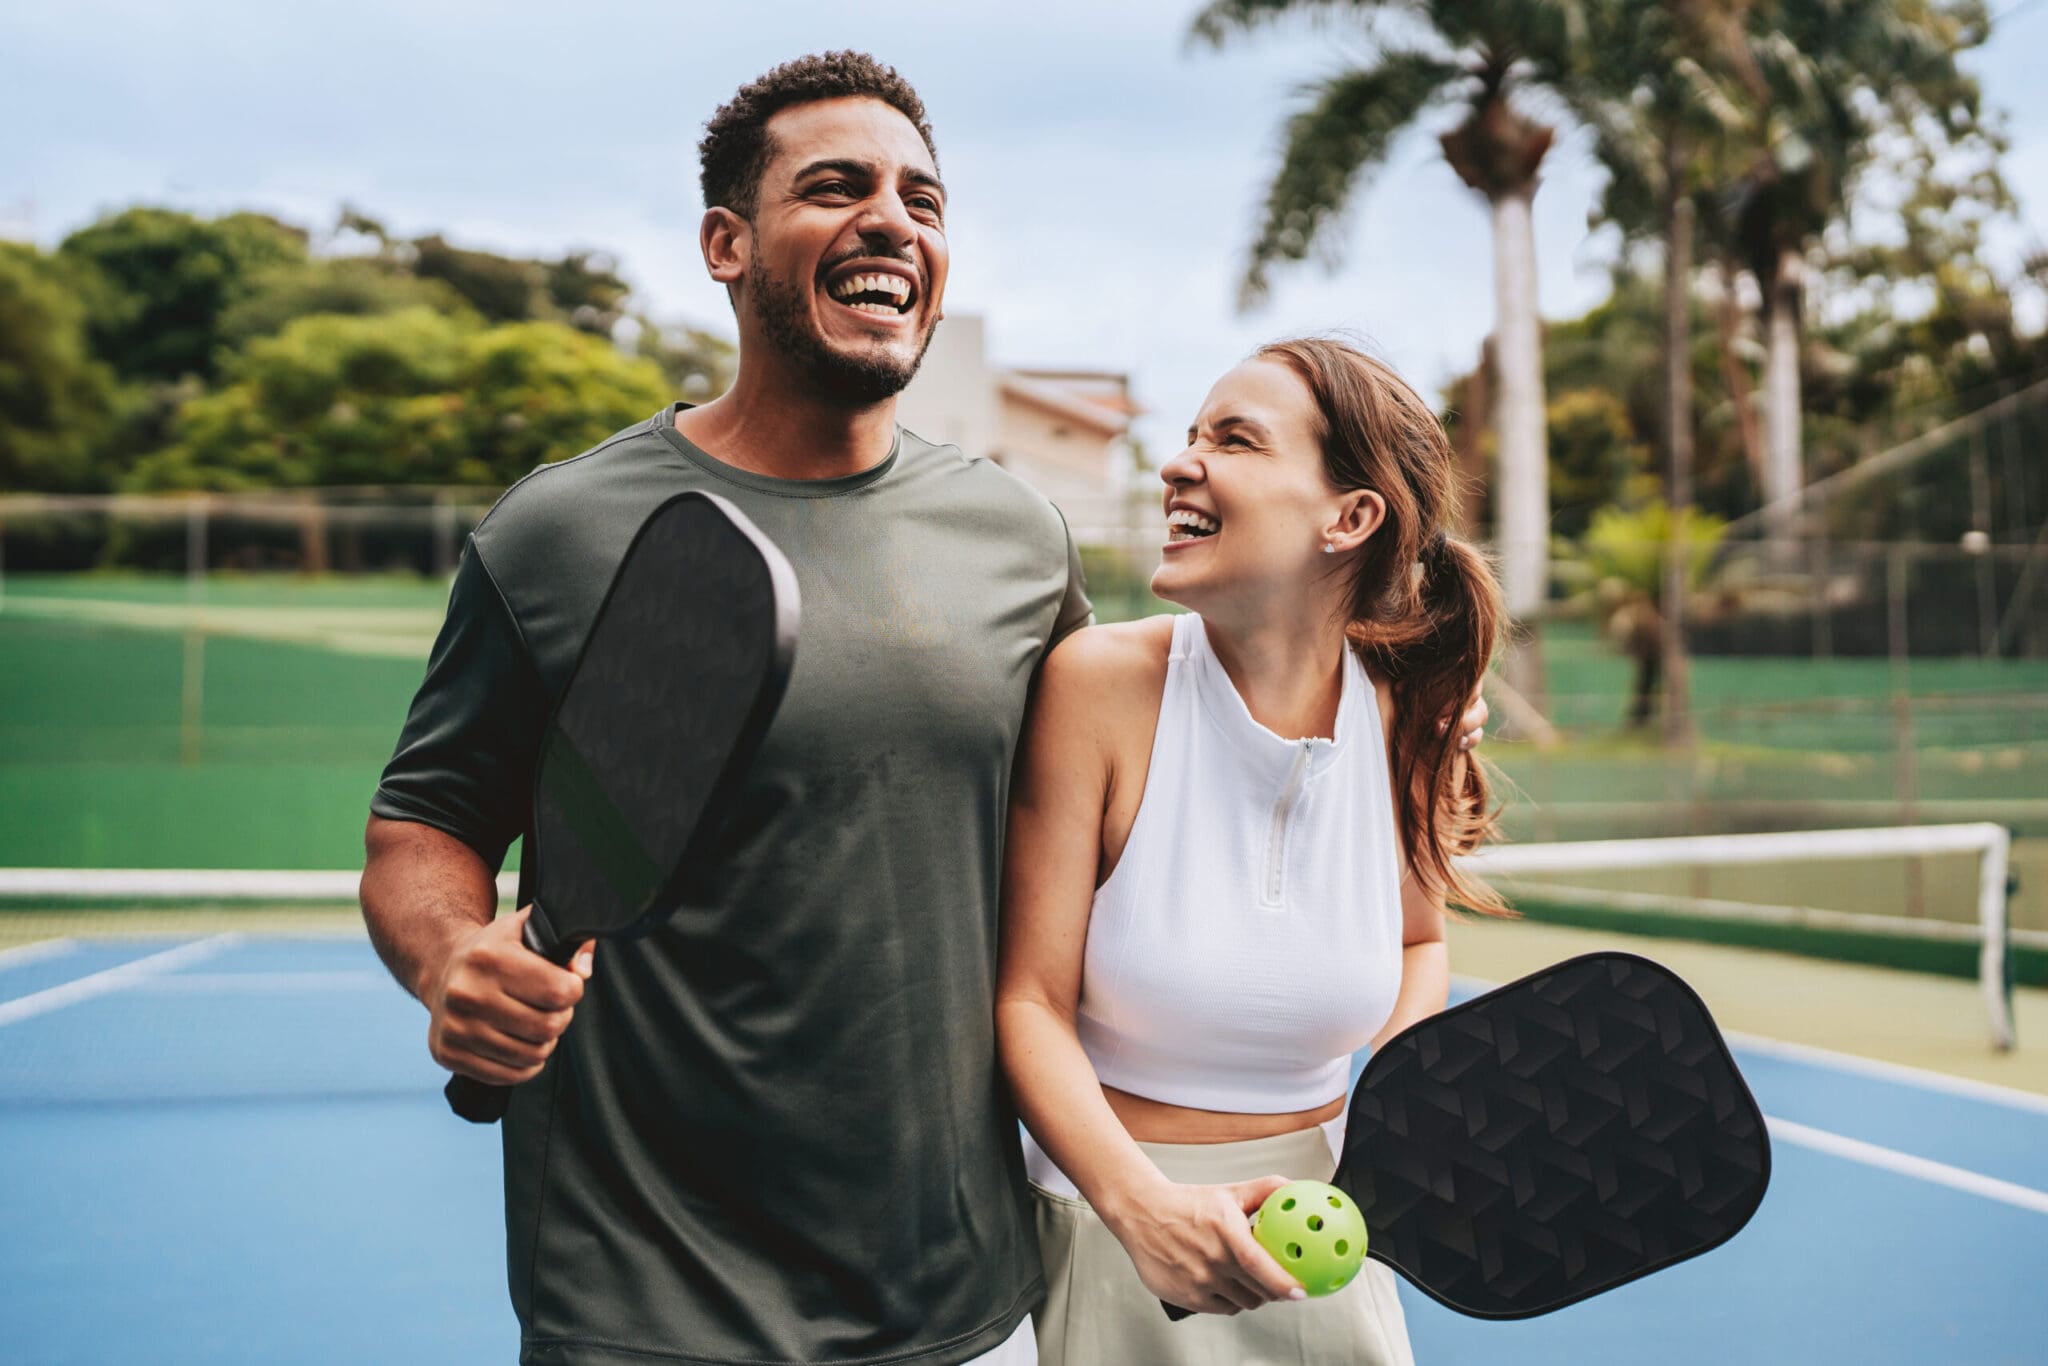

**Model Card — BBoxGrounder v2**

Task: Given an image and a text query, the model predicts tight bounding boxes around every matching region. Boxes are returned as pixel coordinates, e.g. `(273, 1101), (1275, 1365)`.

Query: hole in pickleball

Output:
(1286, 1243), (1302, 1260)
(1335, 1240), (1348, 1256)
(1306, 1214), (1323, 1231)
(1281, 1198), (1296, 1210)
(1328, 1195), (1342, 1208)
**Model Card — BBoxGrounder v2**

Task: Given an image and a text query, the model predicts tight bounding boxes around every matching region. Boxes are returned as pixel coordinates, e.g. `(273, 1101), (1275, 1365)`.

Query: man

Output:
(363, 51), (1485, 1366)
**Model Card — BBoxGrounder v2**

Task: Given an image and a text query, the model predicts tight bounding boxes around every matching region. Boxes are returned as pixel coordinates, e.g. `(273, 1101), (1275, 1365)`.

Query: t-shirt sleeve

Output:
(1049, 515), (1095, 649)
(369, 543), (548, 871)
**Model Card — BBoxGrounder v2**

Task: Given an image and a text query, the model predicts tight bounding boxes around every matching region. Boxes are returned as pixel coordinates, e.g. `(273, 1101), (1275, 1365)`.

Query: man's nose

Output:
(853, 193), (919, 253)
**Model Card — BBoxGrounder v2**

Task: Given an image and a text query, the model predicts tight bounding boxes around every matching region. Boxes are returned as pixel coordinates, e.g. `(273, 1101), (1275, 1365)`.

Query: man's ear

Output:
(701, 207), (748, 288)
(1326, 489), (1387, 552)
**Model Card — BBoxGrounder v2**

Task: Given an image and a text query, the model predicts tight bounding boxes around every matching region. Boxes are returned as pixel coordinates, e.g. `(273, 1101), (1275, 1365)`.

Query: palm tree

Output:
(1188, 0), (1589, 646)
(1725, 0), (1989, 548)
(1567, 0), (1759, 742)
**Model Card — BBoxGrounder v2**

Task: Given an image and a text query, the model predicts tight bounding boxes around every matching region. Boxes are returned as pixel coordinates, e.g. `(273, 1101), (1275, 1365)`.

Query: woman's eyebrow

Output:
(1202, 415), (1272, 443)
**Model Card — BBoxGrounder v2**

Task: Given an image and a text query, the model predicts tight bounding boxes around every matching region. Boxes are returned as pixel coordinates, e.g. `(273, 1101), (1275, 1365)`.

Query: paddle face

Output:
(524, 491), (798, 950)
(1336, 952), (1770, 1319)
(444, 490), (798, 1123)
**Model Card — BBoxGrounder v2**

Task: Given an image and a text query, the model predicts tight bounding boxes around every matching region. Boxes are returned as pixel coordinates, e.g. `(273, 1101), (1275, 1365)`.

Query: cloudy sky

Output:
(4, 0), (2043, 458)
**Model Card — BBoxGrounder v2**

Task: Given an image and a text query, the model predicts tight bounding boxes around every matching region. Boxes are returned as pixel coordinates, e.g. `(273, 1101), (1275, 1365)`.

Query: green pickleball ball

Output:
(1250, 1180), (1368, 1297)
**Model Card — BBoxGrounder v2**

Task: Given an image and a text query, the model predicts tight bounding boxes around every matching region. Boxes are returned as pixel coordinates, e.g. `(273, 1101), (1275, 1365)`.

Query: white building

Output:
(897, 315), (1140, 537)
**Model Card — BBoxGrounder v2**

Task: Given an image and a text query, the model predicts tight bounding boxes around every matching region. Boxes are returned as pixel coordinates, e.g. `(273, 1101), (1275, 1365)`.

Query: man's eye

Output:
(813, 181), (853, 197)
(908, 195), (941, 214)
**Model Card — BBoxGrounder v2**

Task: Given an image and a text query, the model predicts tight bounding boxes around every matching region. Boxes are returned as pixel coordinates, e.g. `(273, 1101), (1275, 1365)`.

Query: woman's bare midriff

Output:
(1104, 1083), (1343, 1145)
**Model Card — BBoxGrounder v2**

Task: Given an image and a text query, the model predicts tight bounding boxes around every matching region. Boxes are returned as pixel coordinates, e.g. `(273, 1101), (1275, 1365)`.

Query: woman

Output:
(995, 337), (1511, 1364)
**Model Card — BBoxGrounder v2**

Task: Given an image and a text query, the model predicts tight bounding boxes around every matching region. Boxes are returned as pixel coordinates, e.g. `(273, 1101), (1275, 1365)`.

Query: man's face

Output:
(737, 97), (949, 406)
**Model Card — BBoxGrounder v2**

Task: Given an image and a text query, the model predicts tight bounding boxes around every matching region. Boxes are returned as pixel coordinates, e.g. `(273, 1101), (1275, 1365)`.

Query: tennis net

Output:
(1463, 823), (2028, 1050)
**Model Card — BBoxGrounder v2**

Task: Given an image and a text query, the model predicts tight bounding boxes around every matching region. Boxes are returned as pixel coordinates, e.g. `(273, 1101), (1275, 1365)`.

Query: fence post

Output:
(1886, 546), (1924, 916)
(181, 498), (208, 767)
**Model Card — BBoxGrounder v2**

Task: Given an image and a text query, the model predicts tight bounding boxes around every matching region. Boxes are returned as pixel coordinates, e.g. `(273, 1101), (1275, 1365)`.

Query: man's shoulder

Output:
(895, 424), (1069, 538)
(469, 413), (678, 567)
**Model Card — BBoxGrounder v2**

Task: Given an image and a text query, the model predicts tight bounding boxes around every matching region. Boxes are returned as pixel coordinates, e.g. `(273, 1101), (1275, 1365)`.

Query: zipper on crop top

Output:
(1261, 739), (1316, 908)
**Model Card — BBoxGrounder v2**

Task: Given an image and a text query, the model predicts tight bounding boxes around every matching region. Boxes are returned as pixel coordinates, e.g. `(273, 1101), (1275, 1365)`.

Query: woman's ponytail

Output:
(1350, 533), (1509, 916)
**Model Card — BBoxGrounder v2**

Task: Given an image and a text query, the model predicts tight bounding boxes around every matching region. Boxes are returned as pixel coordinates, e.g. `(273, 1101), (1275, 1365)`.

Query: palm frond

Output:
(1187, 0), (1382, 50)
(1237, 54), (1463, 308)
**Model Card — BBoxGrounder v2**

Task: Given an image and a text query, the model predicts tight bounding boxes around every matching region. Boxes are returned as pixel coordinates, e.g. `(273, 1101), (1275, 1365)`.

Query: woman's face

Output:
(1150, 359), (1382, 620)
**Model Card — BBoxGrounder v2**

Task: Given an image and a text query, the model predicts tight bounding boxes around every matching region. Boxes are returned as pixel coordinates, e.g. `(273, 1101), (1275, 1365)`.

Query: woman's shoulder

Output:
(1043, 614), (1176, 685)
(1036, 615), (1177, 736)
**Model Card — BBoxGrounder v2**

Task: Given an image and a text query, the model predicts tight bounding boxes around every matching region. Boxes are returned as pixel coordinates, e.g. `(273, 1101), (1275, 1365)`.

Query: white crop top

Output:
(1024, 614), (1405, 1195)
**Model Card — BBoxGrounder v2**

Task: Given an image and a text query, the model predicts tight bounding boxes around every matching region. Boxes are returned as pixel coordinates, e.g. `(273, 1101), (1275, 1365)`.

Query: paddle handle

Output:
(443, 912), (559, 1125)
(1160, 1302), (1193, 1322)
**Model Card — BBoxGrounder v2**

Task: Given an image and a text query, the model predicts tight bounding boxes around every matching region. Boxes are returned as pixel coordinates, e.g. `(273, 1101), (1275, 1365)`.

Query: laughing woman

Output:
(996, 337), (1511, 1364)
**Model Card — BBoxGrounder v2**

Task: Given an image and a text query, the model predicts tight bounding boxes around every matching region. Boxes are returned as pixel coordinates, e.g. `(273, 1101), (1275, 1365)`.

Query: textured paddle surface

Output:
(531, 493), (792, 947)
(1339, 953), (1770, 1319)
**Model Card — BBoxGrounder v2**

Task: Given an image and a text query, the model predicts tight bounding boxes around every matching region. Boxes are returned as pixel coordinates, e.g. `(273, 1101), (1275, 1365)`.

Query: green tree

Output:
(57, 207), (307, 382)
(216, 257), (476, 349)
(1562, 500), (1729, 726)
(1188, 0), (1592, 631)
(131, 308), (669, 490)
(1724, 0), (1991, 545)
(0, 244), (121, 490)
(1546, 388), (1656, 537)
(1571, 0), (1760, 740)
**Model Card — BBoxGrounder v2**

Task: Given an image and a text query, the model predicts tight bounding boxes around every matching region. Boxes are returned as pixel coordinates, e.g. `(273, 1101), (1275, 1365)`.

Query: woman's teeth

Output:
(1167, 509), (1219, 541)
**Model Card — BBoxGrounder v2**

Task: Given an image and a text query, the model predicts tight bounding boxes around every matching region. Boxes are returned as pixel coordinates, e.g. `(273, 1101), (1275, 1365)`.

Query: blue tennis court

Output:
(3, 933), (2044, 1364)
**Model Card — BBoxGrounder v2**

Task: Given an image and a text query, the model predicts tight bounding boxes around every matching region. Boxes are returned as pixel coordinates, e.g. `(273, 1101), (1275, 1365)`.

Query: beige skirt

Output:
(1030, 1127), (1414, 1366)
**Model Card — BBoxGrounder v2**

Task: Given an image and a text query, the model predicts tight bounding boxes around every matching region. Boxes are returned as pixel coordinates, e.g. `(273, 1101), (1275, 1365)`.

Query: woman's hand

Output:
(1100, 1174), (1308, 1315)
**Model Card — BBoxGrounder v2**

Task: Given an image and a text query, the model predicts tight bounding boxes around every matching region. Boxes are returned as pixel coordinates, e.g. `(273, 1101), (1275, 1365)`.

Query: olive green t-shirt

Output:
(372, 406), (1091, 1365)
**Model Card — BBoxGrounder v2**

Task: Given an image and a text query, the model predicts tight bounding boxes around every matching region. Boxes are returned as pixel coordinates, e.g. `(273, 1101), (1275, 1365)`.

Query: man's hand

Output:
(1439, 692), (1489, 753)
(1102, 1174), (1306, 1316)
(424, 906), (594, 1086)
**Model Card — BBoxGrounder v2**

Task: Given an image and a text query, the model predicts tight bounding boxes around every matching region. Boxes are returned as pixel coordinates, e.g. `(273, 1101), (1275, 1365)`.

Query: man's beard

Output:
(748, 255), (936, 407)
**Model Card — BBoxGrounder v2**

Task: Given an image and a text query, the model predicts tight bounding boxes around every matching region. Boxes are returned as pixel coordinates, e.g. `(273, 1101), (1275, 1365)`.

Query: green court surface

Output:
(3, 573), (2045, 874)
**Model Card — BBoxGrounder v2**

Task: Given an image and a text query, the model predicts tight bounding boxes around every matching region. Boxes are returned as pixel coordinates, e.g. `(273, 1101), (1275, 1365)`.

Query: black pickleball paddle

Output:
(1164, 952), (1769, 1319)
(444, 490), (799, 1124)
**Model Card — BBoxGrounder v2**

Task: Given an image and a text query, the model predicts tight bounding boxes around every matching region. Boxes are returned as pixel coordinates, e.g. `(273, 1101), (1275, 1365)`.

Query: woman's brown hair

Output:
(1256, 337), (1511, 916)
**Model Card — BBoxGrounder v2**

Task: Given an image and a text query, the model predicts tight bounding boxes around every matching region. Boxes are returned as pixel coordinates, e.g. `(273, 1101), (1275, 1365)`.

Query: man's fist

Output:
(425, 906), (594, 1085)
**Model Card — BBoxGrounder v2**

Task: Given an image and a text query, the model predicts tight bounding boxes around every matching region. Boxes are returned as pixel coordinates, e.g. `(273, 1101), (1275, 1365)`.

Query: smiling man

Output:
(361, 53), (1075, 1366)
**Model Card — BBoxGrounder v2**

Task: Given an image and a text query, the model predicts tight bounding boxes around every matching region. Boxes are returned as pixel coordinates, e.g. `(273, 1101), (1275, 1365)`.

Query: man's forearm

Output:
(361, 815), (501, 1001)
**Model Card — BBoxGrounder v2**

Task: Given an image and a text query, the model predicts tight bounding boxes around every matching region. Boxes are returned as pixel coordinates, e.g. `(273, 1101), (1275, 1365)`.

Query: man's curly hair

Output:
(700, 52), (939, 220)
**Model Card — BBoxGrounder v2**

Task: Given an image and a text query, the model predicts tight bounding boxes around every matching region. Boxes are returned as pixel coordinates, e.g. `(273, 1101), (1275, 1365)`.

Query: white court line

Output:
(1767, 1115), (2048, 1216)
(0, 936), (239, 1026)
(0, 937), (77, 971)
(1449, 974), (2048, 1117)
(1727, 1031), (2048, 1118)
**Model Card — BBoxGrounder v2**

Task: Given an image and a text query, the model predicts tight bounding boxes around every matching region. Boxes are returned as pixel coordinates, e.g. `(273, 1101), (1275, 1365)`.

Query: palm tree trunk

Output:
(1714, 258), (1762, 491)
(1489, 186), (1550, 707)
(1489, 187), (1549, 620)
(1761, 245), (1804, 554)
(1660, 154), (1695, 746)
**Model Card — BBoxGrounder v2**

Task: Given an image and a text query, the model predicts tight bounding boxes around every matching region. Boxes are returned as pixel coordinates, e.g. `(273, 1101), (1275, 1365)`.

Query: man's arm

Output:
(362, 816), (589, 1086)
(363, 544), (584, 1087)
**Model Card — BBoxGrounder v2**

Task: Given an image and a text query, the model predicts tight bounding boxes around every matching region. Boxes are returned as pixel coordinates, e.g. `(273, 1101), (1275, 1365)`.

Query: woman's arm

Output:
(996, 626), (1302, 1316)
(1371, 871), (1449, 1050)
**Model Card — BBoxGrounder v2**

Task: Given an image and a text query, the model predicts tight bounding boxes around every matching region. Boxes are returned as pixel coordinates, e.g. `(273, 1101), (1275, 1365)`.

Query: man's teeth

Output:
(1167, 509), (1219, 540)
(828, 273), (913, 314)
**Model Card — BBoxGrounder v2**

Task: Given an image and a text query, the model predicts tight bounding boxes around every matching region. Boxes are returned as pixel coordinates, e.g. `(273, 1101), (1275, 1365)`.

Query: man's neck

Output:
(673, 356), (898, 481)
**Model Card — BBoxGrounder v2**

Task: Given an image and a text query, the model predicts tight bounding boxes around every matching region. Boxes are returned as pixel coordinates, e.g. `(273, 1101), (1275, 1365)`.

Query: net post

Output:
(1976, 824), (2015, 1052)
